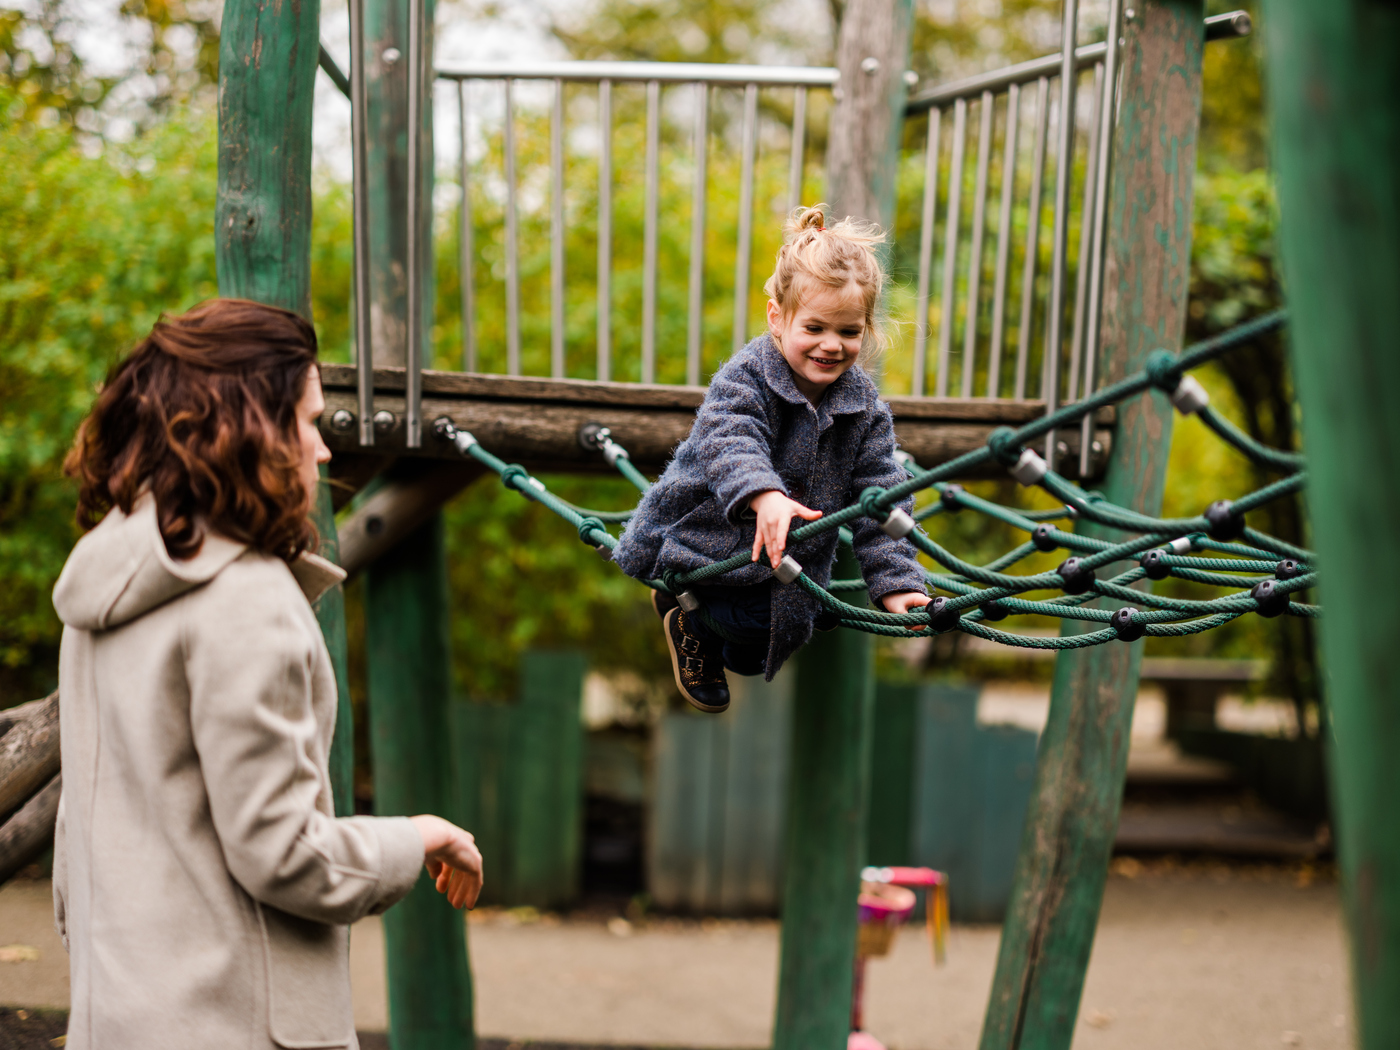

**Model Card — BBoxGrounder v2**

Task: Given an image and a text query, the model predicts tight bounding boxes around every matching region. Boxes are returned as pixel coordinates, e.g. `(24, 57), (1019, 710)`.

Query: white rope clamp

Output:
(1167, 535), (1193, 554)
(880, 508), (916, 539)
(1170, 374), (1210, 415)
(774, 555), (803, 585)
(677, 591), (701, 612)
(1009, 448), (1048, 486)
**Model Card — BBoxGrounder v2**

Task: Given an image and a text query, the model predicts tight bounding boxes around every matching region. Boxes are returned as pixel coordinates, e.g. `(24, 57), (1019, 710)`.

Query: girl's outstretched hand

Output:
(749, 490), (823, 569)
(882, 590), (932, 630)
(410, 814), (484, 910)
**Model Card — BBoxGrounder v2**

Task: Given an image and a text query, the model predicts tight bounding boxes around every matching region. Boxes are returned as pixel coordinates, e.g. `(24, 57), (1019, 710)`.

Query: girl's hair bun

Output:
(793, 206), (826, 232)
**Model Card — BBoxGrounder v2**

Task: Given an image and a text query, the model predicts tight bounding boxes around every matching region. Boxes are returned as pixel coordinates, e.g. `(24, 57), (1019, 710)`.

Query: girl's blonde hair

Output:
(763, 204), (887, 356)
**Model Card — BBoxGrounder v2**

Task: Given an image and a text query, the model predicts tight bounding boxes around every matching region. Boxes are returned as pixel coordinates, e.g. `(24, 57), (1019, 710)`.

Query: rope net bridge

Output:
(426, 310), (1316, 651)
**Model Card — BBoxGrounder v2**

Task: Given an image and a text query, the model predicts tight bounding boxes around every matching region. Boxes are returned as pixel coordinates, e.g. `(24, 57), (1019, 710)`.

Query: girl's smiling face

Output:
(766, 283), (867, 404)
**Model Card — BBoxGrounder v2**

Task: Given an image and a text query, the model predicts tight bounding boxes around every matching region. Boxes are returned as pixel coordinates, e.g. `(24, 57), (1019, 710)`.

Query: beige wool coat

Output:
(51, 493), (427, 1049)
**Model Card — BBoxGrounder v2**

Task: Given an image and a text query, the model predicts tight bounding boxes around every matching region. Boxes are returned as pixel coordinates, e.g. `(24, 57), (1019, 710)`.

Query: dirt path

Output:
(0, 862), (1350, 1049)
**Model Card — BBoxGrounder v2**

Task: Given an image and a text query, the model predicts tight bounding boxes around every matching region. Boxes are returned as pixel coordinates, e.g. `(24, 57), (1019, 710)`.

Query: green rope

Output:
(434, 310), (1318, 650)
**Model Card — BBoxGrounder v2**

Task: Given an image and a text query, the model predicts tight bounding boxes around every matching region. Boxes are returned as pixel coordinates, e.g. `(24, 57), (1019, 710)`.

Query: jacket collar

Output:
(754, 334), (871, 418)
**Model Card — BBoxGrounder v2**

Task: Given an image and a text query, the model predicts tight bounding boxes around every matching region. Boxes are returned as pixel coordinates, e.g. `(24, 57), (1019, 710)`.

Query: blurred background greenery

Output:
(2, 0), (1307, 729)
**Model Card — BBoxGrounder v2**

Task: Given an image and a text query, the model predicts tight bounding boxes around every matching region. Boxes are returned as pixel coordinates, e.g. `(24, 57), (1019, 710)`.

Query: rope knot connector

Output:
(979, 599), (1009, 622)
(1057, 556), (1097, 595)
(1252, 579), (1289, 618)
(987, 426), (1023, 468)
(1111, 607), (1145, 641)
(1204, 499), (1246, 541)
(1144, 348), (1182, 393)
(1275, 559), (1304, 581)
(1032, 524), (1059, 552)
(939, 484), (964, 511)
(927, 596), (961, 633)
(1140, 550), (1172, 580)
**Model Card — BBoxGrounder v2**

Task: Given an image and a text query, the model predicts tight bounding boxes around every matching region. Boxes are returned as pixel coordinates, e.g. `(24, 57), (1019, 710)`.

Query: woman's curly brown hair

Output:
(65, 298), (321, 563)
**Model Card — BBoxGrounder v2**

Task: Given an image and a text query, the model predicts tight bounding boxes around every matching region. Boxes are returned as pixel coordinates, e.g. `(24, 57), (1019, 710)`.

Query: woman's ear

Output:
(766, 299), (783, 342)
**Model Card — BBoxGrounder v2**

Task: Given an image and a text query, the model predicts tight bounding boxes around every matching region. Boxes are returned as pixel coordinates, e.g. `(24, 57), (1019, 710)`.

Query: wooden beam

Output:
(979, 3), (1205, 1047)
(0, 692), (59, 821)
(319, 365), (1113, 479)
(339, 462), (484, 579)
(0, 775), (61, 884)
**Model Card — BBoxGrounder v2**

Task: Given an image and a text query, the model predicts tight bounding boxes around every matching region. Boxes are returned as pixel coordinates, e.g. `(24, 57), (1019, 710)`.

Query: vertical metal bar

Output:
(1066, 62), (1104, 406)
(686, 82), (709, 386)
(787, 86), (807, 213)
(504, 78), (521, 376)
(459, 81), (476, 373)
(987, 83), (1020, 398)
(350, 0), (373, 443)
(733, 82), (759, 356)
(936, 97), (968, 397)
(1080, 0), (1124, 477)
(1042, 0), (1080, 461)
(404, 0), (424, 446)
(550, 77), (565, 379)
(1015, 77), (1050, 400)
(597, 78), (612, 382)
(642, 79), (661, 384)
(910, 107), (942, 397)
(961, 90), (995, 399)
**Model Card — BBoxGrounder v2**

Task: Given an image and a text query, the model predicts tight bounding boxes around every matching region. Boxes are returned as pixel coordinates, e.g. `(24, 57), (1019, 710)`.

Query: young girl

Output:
(612, 206), (930, 712)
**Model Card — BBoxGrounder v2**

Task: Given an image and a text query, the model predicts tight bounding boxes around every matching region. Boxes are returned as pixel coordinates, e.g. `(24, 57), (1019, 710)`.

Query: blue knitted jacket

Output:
(611, 335), (926, 678)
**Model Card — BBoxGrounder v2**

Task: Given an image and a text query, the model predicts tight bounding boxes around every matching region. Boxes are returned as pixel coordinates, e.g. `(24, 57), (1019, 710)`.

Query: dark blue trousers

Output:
(690, 581), (772, 677)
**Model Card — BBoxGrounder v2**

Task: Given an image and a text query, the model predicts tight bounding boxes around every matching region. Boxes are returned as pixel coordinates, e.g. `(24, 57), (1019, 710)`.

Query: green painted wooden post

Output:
(367, 516), (473, 1048)
(215, 0), (356, 816)
(772, 546), (876, 1050)
(359, 0), (470, 1040)
(1264, 4), (1400, 1044)
(978, 4), (1205, 1048)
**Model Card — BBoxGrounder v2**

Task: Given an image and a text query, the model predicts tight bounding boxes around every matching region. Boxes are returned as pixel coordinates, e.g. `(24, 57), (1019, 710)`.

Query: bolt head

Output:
(373, 410), (397, 434)
(329, 409), (355, 432)
(382, 47), (401, 64)
(860, 56), (881, 75)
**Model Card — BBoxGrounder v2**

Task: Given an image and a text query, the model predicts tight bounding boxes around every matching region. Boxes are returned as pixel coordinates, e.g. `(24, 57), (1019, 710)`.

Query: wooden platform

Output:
(317, 364), (1116, 478)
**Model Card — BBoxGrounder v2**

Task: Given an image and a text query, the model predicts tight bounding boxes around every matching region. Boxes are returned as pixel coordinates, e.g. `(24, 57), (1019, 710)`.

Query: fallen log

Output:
(0, 773), (61, 884)
(0, 692), (59, 821)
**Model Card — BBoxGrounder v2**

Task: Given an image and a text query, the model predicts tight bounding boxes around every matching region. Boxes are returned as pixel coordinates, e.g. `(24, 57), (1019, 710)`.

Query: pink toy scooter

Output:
(848, 866), (949, 1050)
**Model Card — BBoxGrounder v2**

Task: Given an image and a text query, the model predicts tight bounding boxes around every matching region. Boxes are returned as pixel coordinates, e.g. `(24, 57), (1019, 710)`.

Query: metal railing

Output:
(438, 61), (837, 389)
(342, 2), (1248, 452)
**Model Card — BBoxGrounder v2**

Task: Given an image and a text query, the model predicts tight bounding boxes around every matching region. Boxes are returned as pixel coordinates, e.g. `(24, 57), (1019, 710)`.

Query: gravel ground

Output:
(0, 860), (1351, 1050)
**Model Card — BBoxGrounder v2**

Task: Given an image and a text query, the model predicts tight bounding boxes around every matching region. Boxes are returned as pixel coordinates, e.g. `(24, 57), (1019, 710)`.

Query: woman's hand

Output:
(410, 815), (484, 910)
(882, 590), (932, 630)
(749, 490), (823, 569)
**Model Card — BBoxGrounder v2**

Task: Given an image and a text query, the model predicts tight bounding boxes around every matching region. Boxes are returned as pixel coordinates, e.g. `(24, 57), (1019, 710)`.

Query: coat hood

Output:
(53, 492), (346, 631)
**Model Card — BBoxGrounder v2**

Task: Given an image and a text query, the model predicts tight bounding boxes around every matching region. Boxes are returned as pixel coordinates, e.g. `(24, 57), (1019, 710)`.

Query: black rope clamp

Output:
(927, 596), (962, 633)
(1032, 524), (1060, 552)
(1057, 556), (1097, 595)
(1275, 559), (1304, 580)
(1140, 549), (1172, 580)
(979, 598), (1009, 622)
(1204, 499), (1246, 541)
(1251, 579), (1290, 618)
(940, 484), (964, 511)
(1111, 607), (1145, 641)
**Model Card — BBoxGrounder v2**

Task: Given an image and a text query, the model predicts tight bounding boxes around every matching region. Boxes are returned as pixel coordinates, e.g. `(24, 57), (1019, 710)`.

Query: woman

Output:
(50, 298), (481, 1048)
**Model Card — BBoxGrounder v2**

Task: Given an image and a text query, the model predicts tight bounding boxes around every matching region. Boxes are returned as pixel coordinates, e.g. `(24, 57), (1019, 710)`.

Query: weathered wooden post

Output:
(1264, 4), (1400, 1045)
(214, 0), (356, 813)
(359, 0), (475, 1043)
(771, 6), (913, 1046)
(979, 3), (1205, 1048)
